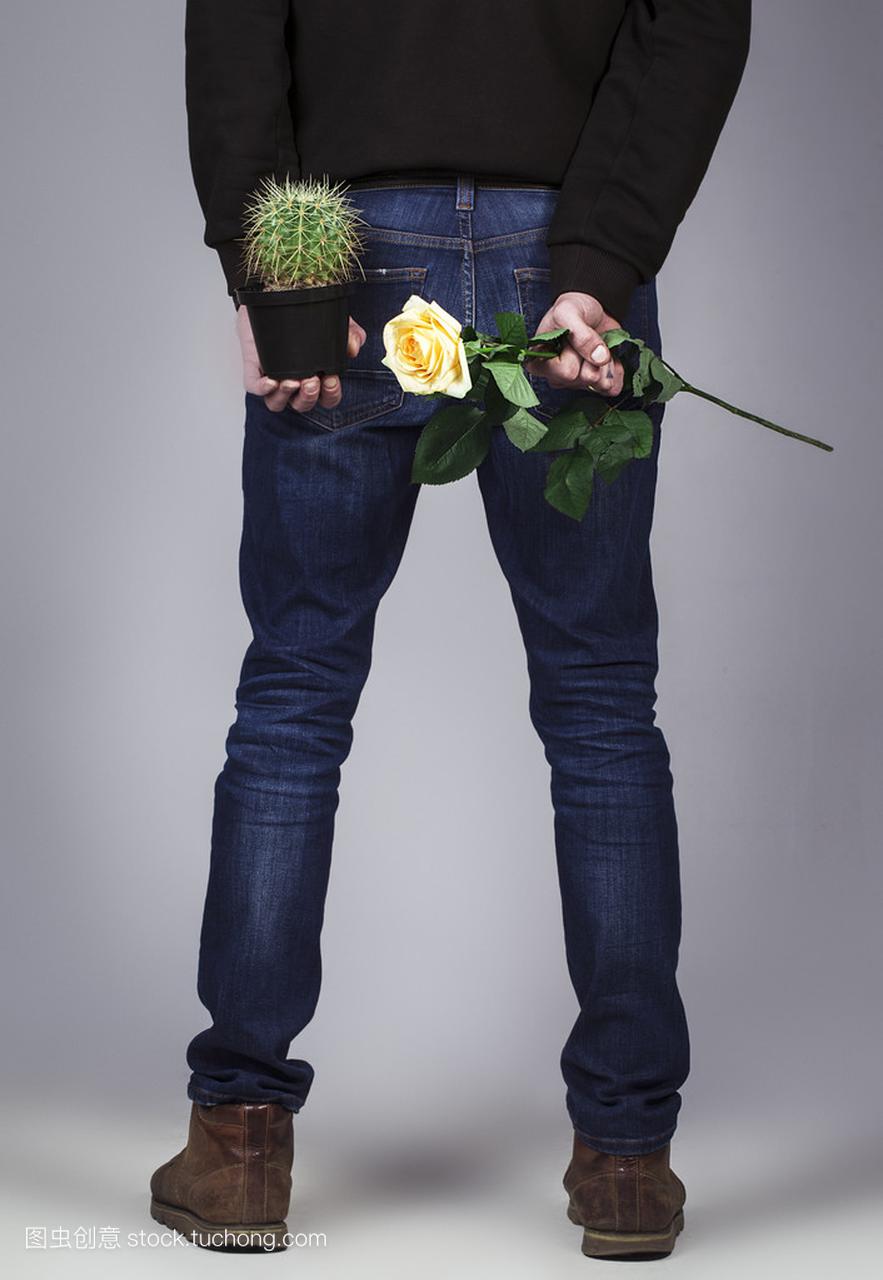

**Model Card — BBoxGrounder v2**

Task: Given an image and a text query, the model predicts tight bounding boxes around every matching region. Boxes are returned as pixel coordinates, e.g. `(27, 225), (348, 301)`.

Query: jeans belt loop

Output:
(456, 175), (475, 211)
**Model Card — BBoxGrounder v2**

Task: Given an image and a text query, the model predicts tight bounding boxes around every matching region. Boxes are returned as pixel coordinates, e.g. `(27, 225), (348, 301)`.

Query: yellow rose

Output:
(381, 295), (472, 398)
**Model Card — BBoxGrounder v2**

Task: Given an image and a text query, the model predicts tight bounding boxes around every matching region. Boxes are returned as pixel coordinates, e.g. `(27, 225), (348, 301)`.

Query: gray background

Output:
(2, 2), (881, 1276)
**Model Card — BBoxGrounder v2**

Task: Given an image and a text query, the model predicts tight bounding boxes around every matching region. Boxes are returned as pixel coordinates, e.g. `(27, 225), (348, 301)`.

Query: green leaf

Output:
(581, 410), (634, 459)
(503, 407), (548, 452)
(532, 326), (569, 342)
(411, 404), (492, 485)
(483, 375), (510, 423)
(486, 360), (540, 407)
(495, 311), (529, 348)
(631, 345), (655, 398)
(527, 404), (591, 452)
(622, 410), (654, 458)
(466, 364), (491, 401)
(596, 457), (632, 485)
(602, 408), (654, 458)
(600, 328), (631, 350)
(471, 327), (496, 346)
(489, 343), (525, 362)
(606, 408), (653, 447)
(578, 407), (654, 484)
(593, 439), (635, 483)
(544, 449), (596, 521)
(649, 356), (684, 403)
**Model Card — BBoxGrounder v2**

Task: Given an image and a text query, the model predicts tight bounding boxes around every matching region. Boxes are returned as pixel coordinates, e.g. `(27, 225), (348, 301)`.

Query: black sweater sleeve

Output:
(184, 0), (299, 302)
(547, 0), (752, 321)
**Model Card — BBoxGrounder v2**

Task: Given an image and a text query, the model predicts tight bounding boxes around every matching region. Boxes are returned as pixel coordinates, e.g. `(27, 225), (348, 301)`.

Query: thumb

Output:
(553, 295), (615, 366)
(242, 350), (279, 395)
(566, 312), (613, 367)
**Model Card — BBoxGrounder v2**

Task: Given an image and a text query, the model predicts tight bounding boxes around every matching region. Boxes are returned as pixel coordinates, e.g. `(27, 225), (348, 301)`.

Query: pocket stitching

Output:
(358, 266), (428, 282)
(513, 267), (561, 422)
(300, 266), (428, 431)
(298, 372), (404, 432)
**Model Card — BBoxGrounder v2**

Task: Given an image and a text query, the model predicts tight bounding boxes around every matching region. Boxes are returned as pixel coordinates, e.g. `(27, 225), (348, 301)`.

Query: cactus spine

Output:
(240, 174), (367, 291)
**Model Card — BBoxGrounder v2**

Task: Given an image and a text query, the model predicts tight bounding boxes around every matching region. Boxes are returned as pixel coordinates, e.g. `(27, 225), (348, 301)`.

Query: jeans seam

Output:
(361, 228), (463, 249)
(474, 228), (550, 253)
(359, 266), (427, 282)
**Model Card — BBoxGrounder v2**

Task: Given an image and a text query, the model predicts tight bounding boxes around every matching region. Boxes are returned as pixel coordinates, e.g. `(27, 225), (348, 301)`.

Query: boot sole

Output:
(150, 1197), (288, 1251)
(567, 1201), (684, 1258)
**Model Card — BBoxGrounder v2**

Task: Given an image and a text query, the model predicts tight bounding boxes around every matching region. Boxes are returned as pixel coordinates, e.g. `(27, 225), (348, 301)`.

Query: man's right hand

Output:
(237, 305), (367, 413)
(524, 292), (624, 397)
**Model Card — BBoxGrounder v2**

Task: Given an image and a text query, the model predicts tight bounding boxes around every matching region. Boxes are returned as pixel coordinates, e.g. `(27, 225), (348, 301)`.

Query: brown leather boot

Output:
(563, 1133), (686, 1259)
(149, 1101), (294, 1251)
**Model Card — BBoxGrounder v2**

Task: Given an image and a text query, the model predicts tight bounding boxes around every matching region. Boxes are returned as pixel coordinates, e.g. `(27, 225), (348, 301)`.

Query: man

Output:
(150, 0), (750, 1258)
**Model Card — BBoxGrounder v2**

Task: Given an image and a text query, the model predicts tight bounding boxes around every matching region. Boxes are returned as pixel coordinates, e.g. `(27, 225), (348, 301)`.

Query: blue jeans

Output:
(186, 176), (690, 1156)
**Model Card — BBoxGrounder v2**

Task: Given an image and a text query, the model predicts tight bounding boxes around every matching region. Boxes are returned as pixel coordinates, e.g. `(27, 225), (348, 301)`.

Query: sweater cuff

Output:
(215, 240), (250, 308)
(548, 243), (643, 324)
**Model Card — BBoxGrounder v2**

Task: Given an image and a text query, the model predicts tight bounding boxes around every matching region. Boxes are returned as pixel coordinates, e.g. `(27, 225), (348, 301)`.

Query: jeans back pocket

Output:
(299, 266), (428, 431)
(513, 267), (583, 421)
(513, 267), (661, 420)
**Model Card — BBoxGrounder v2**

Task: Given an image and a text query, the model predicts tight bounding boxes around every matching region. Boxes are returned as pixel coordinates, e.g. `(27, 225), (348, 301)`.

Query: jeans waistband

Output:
(346, 172), (561, 210)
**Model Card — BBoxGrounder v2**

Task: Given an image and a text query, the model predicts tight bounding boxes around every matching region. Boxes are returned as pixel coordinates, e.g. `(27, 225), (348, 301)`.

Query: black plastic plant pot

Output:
(233, 281), (354, 380)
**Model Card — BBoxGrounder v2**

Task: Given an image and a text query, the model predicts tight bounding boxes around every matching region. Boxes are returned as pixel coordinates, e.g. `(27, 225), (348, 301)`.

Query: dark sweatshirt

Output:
(184, 1), (751, 320)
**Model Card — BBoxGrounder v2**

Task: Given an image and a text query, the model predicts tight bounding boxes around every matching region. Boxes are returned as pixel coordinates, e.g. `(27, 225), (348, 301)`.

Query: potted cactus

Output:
(233, 174), (367, 380)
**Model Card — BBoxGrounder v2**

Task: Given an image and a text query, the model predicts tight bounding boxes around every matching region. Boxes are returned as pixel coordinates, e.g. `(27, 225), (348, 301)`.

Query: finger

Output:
(579, 356), (625, 396)
(318, 374), (342, 408)
(347, 321), (366, 358)
(602, 356), (624, 396)
(524, 357), (554, 379)
(290, 375), (322, 413)
(543, 348), (583, 388)
(243, 347), (278, 394)
(247, 374), (279, 397)
(580, 355), (621, 389)
(264, 379), (300, 413)
(558, 312), (611, 367)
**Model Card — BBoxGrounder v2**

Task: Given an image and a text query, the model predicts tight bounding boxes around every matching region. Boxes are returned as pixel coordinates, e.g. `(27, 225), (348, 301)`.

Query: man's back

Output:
(185, 0), (751, 311)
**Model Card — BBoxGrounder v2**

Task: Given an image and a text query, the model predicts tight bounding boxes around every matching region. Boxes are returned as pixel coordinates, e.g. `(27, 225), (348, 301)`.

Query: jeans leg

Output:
(475, 309), (689, 1153)
(186, 395), (422, 1111)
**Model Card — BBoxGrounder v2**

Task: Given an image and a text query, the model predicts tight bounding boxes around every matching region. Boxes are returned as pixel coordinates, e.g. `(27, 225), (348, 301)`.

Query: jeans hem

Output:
(187, 1082), (303, 1114)
(572, 1126), (677, 1156)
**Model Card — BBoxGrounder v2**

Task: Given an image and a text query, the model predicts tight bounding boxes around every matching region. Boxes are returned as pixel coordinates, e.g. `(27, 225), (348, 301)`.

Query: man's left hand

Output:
(524, 291), (624, 398)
